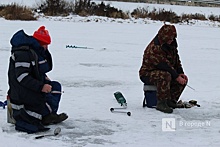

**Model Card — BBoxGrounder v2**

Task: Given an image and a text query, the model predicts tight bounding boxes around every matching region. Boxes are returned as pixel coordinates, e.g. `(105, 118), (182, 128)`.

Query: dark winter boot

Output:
(14, 108), (50, 133)
(167, 100), (185, 109)
(156, 99), (173, 113)
(167, 100), (177, 109)
(42, 113), (68, 125)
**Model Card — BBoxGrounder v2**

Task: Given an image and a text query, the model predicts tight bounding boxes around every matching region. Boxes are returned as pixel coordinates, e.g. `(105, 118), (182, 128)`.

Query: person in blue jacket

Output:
(7, 26), (68, 133)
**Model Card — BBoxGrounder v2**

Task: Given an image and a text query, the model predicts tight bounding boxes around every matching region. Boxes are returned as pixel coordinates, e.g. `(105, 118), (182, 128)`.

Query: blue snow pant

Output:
(11, 81), (62, 133)
(42, 81), (62, 116)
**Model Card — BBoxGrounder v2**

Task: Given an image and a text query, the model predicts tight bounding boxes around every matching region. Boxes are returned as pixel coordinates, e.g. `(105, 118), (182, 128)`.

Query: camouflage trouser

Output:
(149, 70), (186, 101)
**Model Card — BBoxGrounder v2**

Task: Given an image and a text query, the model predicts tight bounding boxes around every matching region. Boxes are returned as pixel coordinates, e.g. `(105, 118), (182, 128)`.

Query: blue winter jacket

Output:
(8, 30), (52, 115)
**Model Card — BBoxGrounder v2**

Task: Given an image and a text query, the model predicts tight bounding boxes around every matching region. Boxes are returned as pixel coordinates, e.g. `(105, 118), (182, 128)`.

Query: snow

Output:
(1, 0), (220, 16)
(0, 1), (220, 147)
(103, 1), (220, 17)
(0, 0), (39, 7)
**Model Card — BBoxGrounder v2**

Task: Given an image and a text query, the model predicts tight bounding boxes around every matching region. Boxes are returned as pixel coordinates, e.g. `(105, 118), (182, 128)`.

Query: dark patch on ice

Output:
(176, 109), (220, 120)
(2, 118), (120, 146)
(60, 119), (119, 146)
(200, 48), (220, 51)
(79, 63), (117, 68)
(0, 47), (10, 51)
(0, 90), (3, 96)
(62, 80), (122, 88)
(2, 125), (16, 133)
(151, 124), (157, 128)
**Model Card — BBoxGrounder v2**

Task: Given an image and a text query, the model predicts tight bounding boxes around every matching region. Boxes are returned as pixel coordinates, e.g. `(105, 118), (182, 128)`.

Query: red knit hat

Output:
(33, 26), (51, 45)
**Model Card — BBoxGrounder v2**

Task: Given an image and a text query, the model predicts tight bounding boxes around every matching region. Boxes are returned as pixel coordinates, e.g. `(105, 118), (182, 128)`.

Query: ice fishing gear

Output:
(114, 91), (127, 107)
(7, 96), (16, 124)
(110, 108), (131, 116)
(35, 127), (61, 139)
(186, 84), (195, 91)
(189, 100), (200, 107)
(0, 100), (7, 109)
(66, 45), (93, 49)
(50, 90), (64, 94)
(178, 100), (200, 108)
(66, 45), (107, 50)
(142, 84), (157, 108)
(110, 91), (131, 116)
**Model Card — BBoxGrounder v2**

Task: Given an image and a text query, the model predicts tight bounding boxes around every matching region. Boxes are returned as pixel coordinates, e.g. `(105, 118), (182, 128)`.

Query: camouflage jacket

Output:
(139, 24), (184, 80)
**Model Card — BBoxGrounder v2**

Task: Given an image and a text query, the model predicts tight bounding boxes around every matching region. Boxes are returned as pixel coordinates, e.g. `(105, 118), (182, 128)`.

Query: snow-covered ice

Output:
(0, 1), (220, 147)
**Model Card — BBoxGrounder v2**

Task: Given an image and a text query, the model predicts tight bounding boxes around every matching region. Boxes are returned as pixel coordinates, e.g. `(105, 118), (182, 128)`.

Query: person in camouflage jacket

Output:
(139, 24), (188, 113)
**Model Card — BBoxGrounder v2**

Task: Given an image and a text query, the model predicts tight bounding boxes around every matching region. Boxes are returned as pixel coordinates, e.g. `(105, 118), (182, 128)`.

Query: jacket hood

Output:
(10, 30), (41, 51)
(157, 24), (177, 45)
